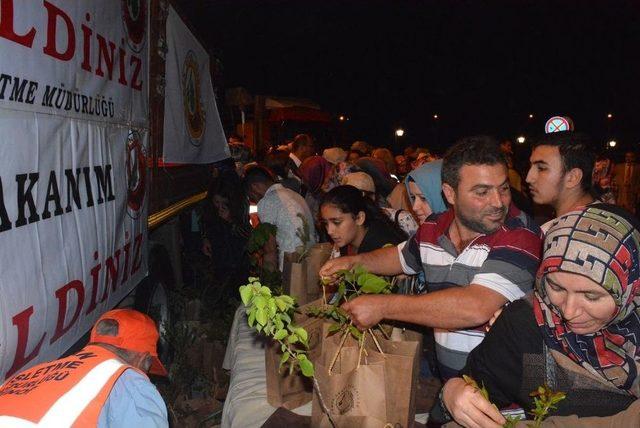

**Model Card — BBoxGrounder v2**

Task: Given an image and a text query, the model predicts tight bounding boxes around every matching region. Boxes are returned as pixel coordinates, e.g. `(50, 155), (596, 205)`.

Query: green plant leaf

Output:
(274, 329), (288, 340)
(298, 355), (314, 377)
(328, 323), (342, 333)
(279, 351), (290, 370)
(296, 327), (308, 342)
(255, 308), (268, 326)
(268, 298), (277, 315)
(288, 334), (299, 345)
(348, 325), (362, 339)
(274, 297), (288, 312)
(253, 295), (267, 309)
(248, 310), (256, 327)
(239, 286), (253, 305)
(359, 273), (389, 294)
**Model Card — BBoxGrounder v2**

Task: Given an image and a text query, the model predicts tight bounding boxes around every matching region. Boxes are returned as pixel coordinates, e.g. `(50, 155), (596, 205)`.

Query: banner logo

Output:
(121, 0), (147, 53)
(182, 51), (206, 146)
(126, 130), (146, 218)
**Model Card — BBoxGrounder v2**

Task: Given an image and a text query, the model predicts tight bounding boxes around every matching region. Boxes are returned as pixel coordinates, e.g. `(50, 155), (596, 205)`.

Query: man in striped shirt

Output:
(320, 136), (542, 378)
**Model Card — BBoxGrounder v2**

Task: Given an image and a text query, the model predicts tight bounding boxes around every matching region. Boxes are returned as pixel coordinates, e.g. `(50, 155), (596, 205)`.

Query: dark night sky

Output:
(178, 0), (640, 153)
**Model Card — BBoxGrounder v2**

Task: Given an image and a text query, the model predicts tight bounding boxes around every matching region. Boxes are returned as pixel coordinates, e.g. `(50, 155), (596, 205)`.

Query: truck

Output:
(225, 87), (339, 155)
(0, 0), (228, 380)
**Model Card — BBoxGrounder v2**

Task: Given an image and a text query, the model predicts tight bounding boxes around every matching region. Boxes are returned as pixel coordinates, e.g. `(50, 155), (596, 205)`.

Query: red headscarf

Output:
(299, 156), (332, 194)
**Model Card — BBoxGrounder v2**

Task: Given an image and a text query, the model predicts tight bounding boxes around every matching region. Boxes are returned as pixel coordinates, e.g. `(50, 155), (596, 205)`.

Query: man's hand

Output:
(442, 377), (506, 428)
(319, 256), (358, 284)
(341, 295), (387, 330)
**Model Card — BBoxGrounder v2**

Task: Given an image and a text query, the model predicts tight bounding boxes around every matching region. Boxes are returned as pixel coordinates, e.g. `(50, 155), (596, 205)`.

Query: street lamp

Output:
(339, 115), (345, 121)
(433, 114), (439, 120)
(607, 113), (613, 119)
(608, 140), (617, 148)
(528, 114), (534, 119)
(395, 128), (405, 137)
(516, 136), (526, 144)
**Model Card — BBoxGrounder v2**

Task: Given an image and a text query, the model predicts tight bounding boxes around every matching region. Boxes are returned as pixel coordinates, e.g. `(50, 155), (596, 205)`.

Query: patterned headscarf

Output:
(534, 204), (640, 396)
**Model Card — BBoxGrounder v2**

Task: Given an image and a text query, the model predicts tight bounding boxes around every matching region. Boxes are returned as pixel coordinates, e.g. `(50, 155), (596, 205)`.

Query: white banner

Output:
(163, 6), (229, 164)
(0, 0), (149, 380)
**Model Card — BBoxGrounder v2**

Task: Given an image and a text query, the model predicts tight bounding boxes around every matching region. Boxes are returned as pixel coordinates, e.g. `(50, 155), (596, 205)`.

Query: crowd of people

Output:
(215, 131), (640, 426)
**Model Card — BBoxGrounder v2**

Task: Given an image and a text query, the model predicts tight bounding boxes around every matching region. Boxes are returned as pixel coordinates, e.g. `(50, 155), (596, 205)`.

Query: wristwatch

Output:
(438, 387), (453, 421)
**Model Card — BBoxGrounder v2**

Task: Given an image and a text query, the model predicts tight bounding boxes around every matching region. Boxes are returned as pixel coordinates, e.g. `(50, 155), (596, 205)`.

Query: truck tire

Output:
(135, 246), (174, 370)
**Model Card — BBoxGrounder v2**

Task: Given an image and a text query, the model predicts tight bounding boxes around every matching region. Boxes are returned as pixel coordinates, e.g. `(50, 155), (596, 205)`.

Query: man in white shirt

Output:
(244, 166), (317, 270)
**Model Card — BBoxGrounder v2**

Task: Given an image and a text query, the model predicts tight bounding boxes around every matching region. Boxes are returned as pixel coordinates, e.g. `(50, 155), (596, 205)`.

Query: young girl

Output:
(320, 185), (406, 257)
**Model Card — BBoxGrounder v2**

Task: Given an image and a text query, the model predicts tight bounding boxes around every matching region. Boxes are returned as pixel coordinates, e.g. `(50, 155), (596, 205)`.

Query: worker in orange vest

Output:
(0, 309), (169, 427)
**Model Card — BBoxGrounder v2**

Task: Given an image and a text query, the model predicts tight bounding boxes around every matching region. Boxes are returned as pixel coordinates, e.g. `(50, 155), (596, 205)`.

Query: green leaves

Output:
(462, 375), (566, 428)
(528, 385), (566, 427)
(247, 223), (277, 253)
(297, 354), (314, 377)
(359, 273), (390, 294)
(240, 286), (253, 306)
(307, 265), (393, 342)
(239, 276), (314, 378)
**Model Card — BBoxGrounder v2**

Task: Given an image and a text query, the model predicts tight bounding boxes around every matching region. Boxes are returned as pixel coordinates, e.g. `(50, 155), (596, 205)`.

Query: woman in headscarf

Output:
(355, 157), (410, 211)
(322, 147), (360, 192)
(342, 171), (418, 236)
(404, 160), (447, 224)
(298, 155), (333, 217)
(440, 204), (640, 427)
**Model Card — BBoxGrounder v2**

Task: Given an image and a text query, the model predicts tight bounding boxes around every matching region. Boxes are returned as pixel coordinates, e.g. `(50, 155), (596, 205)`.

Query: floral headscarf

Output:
(534, 204), (640, 396)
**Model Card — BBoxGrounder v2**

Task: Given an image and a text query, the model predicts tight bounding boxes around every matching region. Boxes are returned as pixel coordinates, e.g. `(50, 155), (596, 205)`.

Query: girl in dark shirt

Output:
(319, 185), (406, 256)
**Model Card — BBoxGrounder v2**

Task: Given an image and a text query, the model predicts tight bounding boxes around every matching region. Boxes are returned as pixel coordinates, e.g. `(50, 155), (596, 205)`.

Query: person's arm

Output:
(342, 284), (507, 330)
(318, 245), (403, 278)
(99, 370), (169, 428)
(262, 234), (278, 271)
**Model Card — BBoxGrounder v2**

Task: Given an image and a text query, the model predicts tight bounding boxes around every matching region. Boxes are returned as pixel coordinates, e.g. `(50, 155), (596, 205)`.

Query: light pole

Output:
(395, 128), (404, 146)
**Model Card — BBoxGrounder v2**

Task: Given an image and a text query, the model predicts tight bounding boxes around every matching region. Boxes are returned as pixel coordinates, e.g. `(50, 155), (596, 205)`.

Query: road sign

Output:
(545, 116), (574, 133)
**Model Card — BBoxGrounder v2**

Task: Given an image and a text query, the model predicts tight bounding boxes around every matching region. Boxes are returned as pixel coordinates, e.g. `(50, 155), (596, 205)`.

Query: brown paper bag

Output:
(264, 299), (325, 409)
(282, 251), (308, 304)
(283, 243), (332, 305)
(305, 243), (332, 298)
(312, 345), (388, 428)
(373, 327), (422, 428)
(312, 324), (422, 428)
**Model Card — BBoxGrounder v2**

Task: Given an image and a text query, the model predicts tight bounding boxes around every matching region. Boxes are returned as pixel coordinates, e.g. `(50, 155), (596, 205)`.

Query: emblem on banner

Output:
(126, 130), (147, 218)
(182, 51), (206, 146)
(121, 0), (147, 53)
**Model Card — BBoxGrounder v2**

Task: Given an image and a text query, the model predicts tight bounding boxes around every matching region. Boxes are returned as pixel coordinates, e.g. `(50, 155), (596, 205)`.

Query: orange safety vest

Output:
(0, 344), (144, 427)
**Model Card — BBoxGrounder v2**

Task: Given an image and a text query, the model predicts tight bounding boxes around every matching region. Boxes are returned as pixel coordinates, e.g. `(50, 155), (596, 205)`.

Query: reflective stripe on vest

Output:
(0, 359), (125, 427)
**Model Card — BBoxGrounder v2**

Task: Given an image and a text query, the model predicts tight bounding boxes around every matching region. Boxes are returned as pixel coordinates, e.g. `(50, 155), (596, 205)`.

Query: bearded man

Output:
(320, 136), (542, 379)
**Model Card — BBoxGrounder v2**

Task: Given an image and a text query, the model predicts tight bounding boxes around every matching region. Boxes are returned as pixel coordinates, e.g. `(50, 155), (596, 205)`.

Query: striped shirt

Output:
(397, 205), (542, 376)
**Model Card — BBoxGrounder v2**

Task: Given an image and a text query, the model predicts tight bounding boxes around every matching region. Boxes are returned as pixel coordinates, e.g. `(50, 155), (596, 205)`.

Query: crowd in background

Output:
(202, 132), (640, 427)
